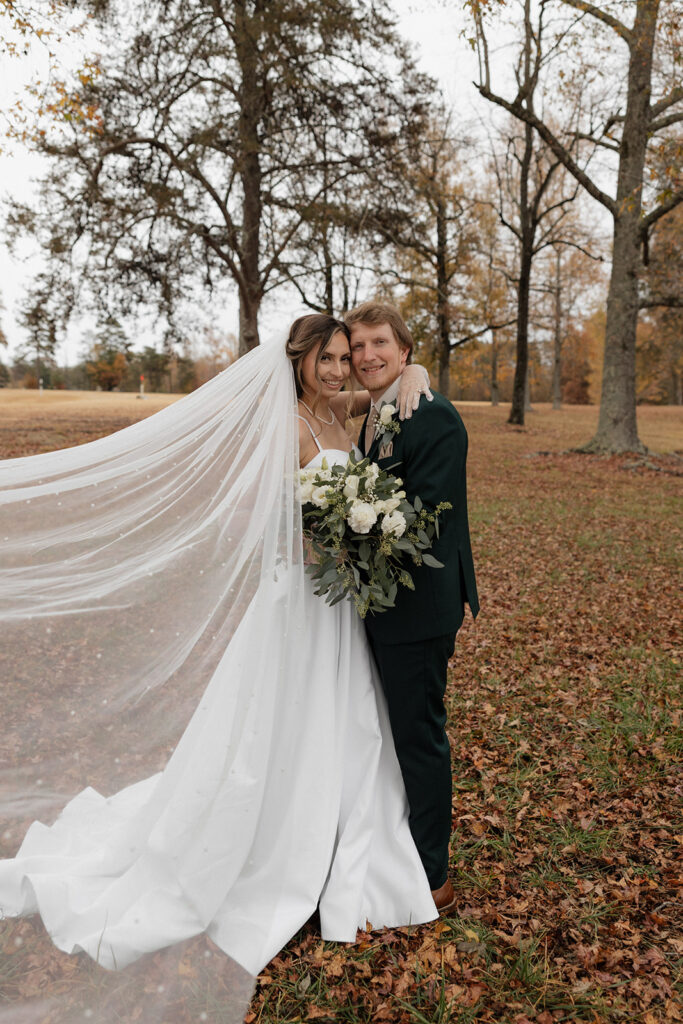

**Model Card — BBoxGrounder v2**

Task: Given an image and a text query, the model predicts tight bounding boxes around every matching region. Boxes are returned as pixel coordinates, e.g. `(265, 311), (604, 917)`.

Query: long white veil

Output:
(0, 339), (305, 1022)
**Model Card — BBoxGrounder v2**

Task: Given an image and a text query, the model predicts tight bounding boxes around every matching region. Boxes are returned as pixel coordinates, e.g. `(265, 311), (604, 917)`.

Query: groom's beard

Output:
(352, 364), (401, 401)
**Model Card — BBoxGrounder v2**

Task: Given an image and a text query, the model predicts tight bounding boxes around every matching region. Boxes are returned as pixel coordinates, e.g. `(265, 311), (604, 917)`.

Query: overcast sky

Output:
(0, 0), (511, 363)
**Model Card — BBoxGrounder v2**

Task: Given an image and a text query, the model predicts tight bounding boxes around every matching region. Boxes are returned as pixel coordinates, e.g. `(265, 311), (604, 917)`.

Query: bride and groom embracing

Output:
(0, 299), (478, 984)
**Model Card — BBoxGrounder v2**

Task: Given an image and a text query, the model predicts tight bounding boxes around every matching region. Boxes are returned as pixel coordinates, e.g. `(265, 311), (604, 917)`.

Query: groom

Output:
(346, 300), (479, 914)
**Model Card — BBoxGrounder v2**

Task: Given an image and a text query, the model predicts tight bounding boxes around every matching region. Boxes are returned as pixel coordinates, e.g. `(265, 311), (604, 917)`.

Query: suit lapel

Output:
(359, 410), (371, 457)
(367, 433), (381, 462)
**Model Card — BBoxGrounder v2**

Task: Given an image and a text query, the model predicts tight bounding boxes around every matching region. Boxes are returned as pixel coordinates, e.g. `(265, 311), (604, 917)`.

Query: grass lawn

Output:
(0, 392), (681, 1023)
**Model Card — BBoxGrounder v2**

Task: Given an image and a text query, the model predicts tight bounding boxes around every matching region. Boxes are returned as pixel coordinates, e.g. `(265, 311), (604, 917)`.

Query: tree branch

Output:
(650, 110), (683, 133)
(649, 86), (683, 119)
(571, 131), (620, 153)
(450, 318), (517, 350)
(559, 0), (632, 45)
(640, 190), (683, 236)
(476, 83), (617, 215)
(639, 295), (683, 309)
(538, 238), (605, 262)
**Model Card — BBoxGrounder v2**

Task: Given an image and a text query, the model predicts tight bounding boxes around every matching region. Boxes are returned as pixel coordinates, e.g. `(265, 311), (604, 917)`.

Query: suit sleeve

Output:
(401, 399), (465, 514)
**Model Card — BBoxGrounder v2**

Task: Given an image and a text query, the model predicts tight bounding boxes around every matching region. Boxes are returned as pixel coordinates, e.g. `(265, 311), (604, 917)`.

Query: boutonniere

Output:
(377, 402), (401, 447)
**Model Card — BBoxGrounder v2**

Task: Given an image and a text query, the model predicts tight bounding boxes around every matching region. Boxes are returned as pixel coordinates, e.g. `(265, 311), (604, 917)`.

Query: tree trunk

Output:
(491, 334), (500, 405)
(236, 3), (263, 356)
(552, 248), (562, 409)
(508, 9), (534, 427)
(672, 366), (682, 405)
(509, 234), (532, 424)
(590, 210), (645, 450)
(321, 138), (334, 315)
(238, 294), (260, 356)
(524, 362), (532, 411)
(588, 0), (659, 453)
(436, 196), (451, 398)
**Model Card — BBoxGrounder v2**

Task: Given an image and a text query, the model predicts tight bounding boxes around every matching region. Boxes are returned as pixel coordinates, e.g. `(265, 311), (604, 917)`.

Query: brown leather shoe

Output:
(431, 878), (457, 915)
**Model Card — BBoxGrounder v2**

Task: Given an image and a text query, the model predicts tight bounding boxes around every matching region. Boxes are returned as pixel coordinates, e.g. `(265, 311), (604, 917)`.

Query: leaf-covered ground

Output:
(0, 392), (681, 1023)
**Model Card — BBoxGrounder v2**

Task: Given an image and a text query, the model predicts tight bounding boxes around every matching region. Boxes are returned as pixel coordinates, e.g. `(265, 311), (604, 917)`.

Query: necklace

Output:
(299, 399), (335, 425)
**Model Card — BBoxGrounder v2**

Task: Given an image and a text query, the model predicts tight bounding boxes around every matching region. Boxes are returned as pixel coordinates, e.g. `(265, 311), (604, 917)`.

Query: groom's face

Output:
(349, 321), (409, 399)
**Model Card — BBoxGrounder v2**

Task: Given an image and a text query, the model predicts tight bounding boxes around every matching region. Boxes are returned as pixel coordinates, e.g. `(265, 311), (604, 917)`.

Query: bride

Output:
(0, 314), (437, 1017)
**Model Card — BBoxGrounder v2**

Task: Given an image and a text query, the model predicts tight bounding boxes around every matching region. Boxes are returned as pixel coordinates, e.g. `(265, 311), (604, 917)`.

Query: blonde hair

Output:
(344, 300), (414, 362)
(285, 314), (353, 414)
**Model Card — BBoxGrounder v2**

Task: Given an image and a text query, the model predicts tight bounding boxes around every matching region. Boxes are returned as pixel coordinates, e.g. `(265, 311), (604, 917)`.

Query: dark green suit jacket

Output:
(361, 390), (479, 645)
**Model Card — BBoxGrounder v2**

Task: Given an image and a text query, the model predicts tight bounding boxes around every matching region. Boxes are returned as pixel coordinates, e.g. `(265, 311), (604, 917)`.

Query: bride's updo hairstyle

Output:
(286, 314), (352, 409)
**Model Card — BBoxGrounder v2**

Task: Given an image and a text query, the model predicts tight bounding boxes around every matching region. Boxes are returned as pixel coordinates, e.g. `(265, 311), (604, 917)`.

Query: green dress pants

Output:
(367, 632), (456, 890)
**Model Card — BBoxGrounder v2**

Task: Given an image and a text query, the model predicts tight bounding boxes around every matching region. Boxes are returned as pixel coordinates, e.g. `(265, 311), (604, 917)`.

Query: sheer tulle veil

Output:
(0, 338), (307, 1021)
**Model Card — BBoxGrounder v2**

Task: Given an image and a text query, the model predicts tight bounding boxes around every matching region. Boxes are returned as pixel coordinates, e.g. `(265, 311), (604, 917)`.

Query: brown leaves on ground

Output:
(248, 403), (682, 1023)
(0, 396), (681, 1023)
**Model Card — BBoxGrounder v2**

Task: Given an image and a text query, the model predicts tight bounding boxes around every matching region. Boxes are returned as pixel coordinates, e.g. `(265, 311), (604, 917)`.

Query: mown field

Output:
(0, 390), (681, 1024)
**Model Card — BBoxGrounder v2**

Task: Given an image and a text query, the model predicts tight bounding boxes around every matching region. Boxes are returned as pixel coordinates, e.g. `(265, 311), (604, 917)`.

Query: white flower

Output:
(383, 496), (402, 513)
(311, 485), (332, 508)
(381, 510), (407, 537)
(300, 479), (316, 503)
(347, 499), (378, 534)
(343, 474), (360, 499)
(373, 497), (400, 515)
(379, 403), (397, 426)
(364, 462), (380, 486)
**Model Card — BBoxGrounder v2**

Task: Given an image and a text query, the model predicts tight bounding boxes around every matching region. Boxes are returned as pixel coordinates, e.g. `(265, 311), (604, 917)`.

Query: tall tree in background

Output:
(638, 202), (683, 402)
(15, 272), (65, 385)
(362, 114), (482, 397)
(0, 292), (7, 348)
(271, 117), (395, 316)
(469, 0), (683, 451)
(12, 0), (431, 354)
(532, 239), (605, 408)
(478, 1), (598, 424)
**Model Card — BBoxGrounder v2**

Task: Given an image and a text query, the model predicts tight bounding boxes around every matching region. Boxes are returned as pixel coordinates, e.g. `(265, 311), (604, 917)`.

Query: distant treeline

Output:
(2, 307), (679, 406)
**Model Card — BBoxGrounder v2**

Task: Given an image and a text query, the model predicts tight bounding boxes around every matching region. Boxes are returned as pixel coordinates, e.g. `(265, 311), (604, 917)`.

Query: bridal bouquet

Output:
(299, 453), (451, 618)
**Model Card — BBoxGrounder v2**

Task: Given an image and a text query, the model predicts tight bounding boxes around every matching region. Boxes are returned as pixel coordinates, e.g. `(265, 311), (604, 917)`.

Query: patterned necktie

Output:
(364, 406), (379, 454)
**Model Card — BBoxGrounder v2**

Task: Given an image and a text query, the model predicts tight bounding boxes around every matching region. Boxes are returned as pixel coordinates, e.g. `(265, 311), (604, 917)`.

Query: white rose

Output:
(311, 485), (332, 508)
(364, 462), (380, 486)
(379, 403), (396, 426)
(373, 496), (400, 515)
(381, 510), (407, 537)
(347, 500), (378, 534)
(343, 474), (360, 499)
(382, 496), (401, 513)
(300, 480), (316, 503)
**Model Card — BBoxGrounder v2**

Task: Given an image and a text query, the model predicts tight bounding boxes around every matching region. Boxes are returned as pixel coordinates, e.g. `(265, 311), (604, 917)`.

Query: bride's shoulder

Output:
(297, 414), (320, 467)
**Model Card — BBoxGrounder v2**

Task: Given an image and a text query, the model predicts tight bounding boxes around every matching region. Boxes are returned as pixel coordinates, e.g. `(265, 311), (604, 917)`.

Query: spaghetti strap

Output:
(297, 415), (323, 452)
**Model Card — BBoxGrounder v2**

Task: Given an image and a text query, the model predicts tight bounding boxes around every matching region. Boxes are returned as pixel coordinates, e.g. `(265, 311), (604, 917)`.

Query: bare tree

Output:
(470, 0), (683, 450)
(476, 1), (602, 424)
(359, 112), (487, 397)
(532, 238), (605, 408)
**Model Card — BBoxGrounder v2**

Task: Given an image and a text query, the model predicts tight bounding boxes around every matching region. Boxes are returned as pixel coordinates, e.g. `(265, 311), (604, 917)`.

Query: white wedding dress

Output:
(0, 441), (436, 982)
